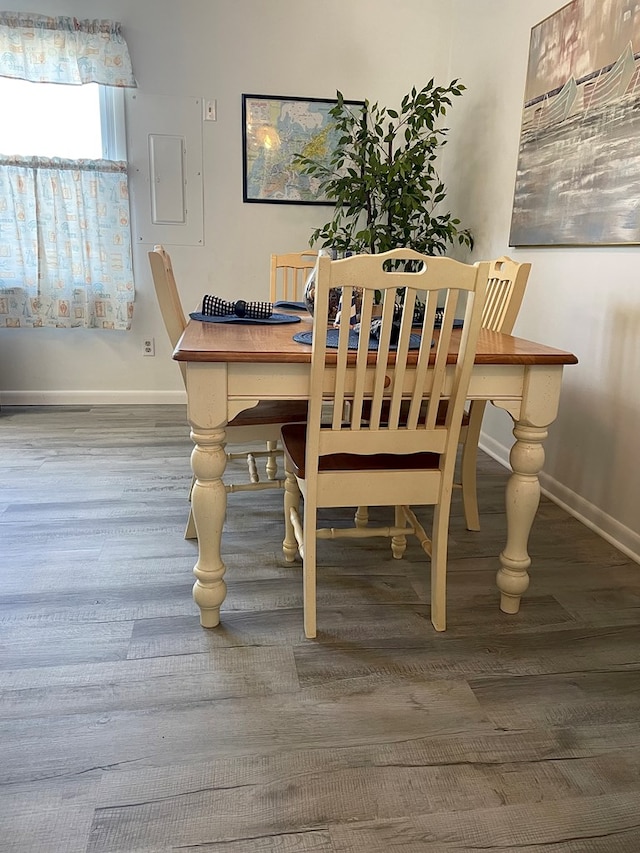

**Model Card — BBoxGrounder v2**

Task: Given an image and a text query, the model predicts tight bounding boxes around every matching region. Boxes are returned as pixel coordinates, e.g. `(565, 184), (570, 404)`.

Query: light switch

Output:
(204, 99), (217, 121)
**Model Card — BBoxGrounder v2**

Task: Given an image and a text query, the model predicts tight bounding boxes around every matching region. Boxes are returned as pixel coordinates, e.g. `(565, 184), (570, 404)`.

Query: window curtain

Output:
(0, 13), (136, 87)
(0, 12), (136, 329)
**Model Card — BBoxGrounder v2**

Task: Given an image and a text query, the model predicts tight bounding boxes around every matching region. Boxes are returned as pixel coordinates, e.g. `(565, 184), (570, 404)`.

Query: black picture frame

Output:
(242, 93), (365, 205)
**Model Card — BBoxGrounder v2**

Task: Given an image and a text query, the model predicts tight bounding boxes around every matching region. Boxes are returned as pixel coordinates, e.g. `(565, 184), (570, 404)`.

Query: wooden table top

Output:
(174, 312), (579, 367)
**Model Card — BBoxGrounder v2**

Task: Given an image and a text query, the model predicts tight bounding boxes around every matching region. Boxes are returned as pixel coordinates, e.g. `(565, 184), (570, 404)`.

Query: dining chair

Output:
(148, 245), (307, 540)
(280, 248), (489, 638)
(354, 254), (531, 533)
(269, 251), (318, 302)
(261, 250), (318, 474)
(457, 256), (531, 530)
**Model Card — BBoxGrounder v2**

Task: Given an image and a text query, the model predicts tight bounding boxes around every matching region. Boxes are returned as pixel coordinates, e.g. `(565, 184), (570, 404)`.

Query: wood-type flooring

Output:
(1, 405), (639, 852)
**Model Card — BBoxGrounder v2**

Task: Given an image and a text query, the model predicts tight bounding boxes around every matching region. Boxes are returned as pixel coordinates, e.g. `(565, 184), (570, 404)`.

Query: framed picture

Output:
(242, 93), (365, 205)
(510, 0), (640, 246)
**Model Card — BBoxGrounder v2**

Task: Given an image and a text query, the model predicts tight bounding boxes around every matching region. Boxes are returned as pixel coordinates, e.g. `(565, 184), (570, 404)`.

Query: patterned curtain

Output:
(0, 12), (136, 330)
(0, 157), (133, 329)
(0, 12), (136, 87)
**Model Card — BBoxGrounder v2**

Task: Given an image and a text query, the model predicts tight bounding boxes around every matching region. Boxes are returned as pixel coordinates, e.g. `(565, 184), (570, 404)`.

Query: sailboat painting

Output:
(510, 0), (640, 246)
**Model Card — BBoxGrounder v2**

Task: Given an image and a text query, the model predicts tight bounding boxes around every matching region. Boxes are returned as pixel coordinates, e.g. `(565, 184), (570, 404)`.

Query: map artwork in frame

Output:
(242, 93), (364, 205)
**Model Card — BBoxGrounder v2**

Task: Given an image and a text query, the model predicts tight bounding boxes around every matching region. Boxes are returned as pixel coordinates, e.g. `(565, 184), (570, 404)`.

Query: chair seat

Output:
(281, 423), (440, 479)
(230, 400), (307, 427)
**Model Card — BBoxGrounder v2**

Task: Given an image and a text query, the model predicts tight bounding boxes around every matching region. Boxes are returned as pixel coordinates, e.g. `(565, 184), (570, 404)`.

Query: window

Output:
(0, 77), (127, 161)
(0, 12), (136, 330)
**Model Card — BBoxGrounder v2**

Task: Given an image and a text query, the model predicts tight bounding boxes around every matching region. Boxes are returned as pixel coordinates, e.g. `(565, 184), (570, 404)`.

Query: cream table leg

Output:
(190, 426), (228, 627)
(494, 366), (564, 615)
(497, 421), (547, 613)
(184, 362), (233, 628)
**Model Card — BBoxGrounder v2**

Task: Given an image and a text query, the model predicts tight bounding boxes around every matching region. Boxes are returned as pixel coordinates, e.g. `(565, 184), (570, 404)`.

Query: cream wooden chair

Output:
(148, 245), (307, 539)
(269, 251), (318, 302)
(280, 249), (489, 638)
(261, 250), (318, 470)
(354, 255), (531, 533)
(458, 256), (531, 530)
(224, 249), (318, 482)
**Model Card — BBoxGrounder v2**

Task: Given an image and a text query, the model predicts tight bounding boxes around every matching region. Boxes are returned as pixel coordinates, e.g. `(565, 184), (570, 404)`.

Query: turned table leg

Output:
(190, 426), (228, 628)
(497, 421), (547, 613)
(493, 366), (565, 615)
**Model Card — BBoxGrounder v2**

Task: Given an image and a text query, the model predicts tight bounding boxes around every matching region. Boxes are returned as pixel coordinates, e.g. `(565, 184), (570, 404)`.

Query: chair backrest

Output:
(270, 251), (318, 301)
(148, 244), (187, 385)
(481, 255), (531, 334)
(308, 249), (489, 478)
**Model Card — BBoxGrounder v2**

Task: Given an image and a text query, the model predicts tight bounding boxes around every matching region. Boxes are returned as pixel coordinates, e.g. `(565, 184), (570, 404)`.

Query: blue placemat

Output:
(293, 329), (423, 350)
(274, 300), (308, 311)
(190, 312), (302, 325)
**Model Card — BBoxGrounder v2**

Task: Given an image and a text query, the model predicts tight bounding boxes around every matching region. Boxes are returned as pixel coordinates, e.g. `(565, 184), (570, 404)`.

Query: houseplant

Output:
(293, 80), (473, 259)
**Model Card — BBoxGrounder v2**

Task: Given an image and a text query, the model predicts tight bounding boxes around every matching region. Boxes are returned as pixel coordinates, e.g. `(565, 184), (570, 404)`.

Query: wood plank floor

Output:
(1, 404), (639, 853)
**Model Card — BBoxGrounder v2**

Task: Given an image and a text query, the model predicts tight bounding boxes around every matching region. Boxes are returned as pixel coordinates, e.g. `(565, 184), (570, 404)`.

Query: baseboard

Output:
(479, 433), (640, 566)
(0, 390), (186, 405)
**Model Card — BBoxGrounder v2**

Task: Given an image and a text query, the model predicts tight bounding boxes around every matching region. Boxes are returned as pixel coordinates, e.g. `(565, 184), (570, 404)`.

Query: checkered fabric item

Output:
(201, 294), (273, 319)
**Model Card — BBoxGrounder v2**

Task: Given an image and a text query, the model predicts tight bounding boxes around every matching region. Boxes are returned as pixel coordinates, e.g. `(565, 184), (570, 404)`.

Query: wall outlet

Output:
(143, 337), (155, 357)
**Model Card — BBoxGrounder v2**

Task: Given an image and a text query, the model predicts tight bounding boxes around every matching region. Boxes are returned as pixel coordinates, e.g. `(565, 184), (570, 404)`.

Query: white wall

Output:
(0, 0), (638, 562)
(444, 0), (640, 561)
(0, 0), (453, 401)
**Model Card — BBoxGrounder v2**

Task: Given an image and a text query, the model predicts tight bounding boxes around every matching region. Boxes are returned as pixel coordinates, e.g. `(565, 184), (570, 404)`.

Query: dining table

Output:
(173, 309), (578, 629)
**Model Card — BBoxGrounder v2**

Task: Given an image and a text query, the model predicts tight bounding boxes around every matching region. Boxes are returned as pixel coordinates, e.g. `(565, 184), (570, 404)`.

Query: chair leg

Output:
(460, 401), (486, 532)
(265, 440), (279, 480)
(430, 502), (451, 632)
(302, 497), (318, 639)
(184, 475), (197, 540)
(184, 507), (197, 540)
(247, 453), (259, 483)
(391, 505), (408, 558)
(283, 464), (300, 563)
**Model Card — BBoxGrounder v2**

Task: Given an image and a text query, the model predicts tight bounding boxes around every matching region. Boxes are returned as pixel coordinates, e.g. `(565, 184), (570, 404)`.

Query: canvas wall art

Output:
(510, 0), (640, 246)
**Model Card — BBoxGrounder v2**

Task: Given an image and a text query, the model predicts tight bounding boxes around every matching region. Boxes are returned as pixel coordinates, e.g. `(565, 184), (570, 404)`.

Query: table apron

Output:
(186, 361), (564, 426)
(225, 363), (532, 400)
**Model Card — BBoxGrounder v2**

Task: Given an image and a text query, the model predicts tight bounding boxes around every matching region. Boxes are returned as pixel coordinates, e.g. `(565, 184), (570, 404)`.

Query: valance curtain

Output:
(0, 12), (136, 330)
(0, 12), (136, 87)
